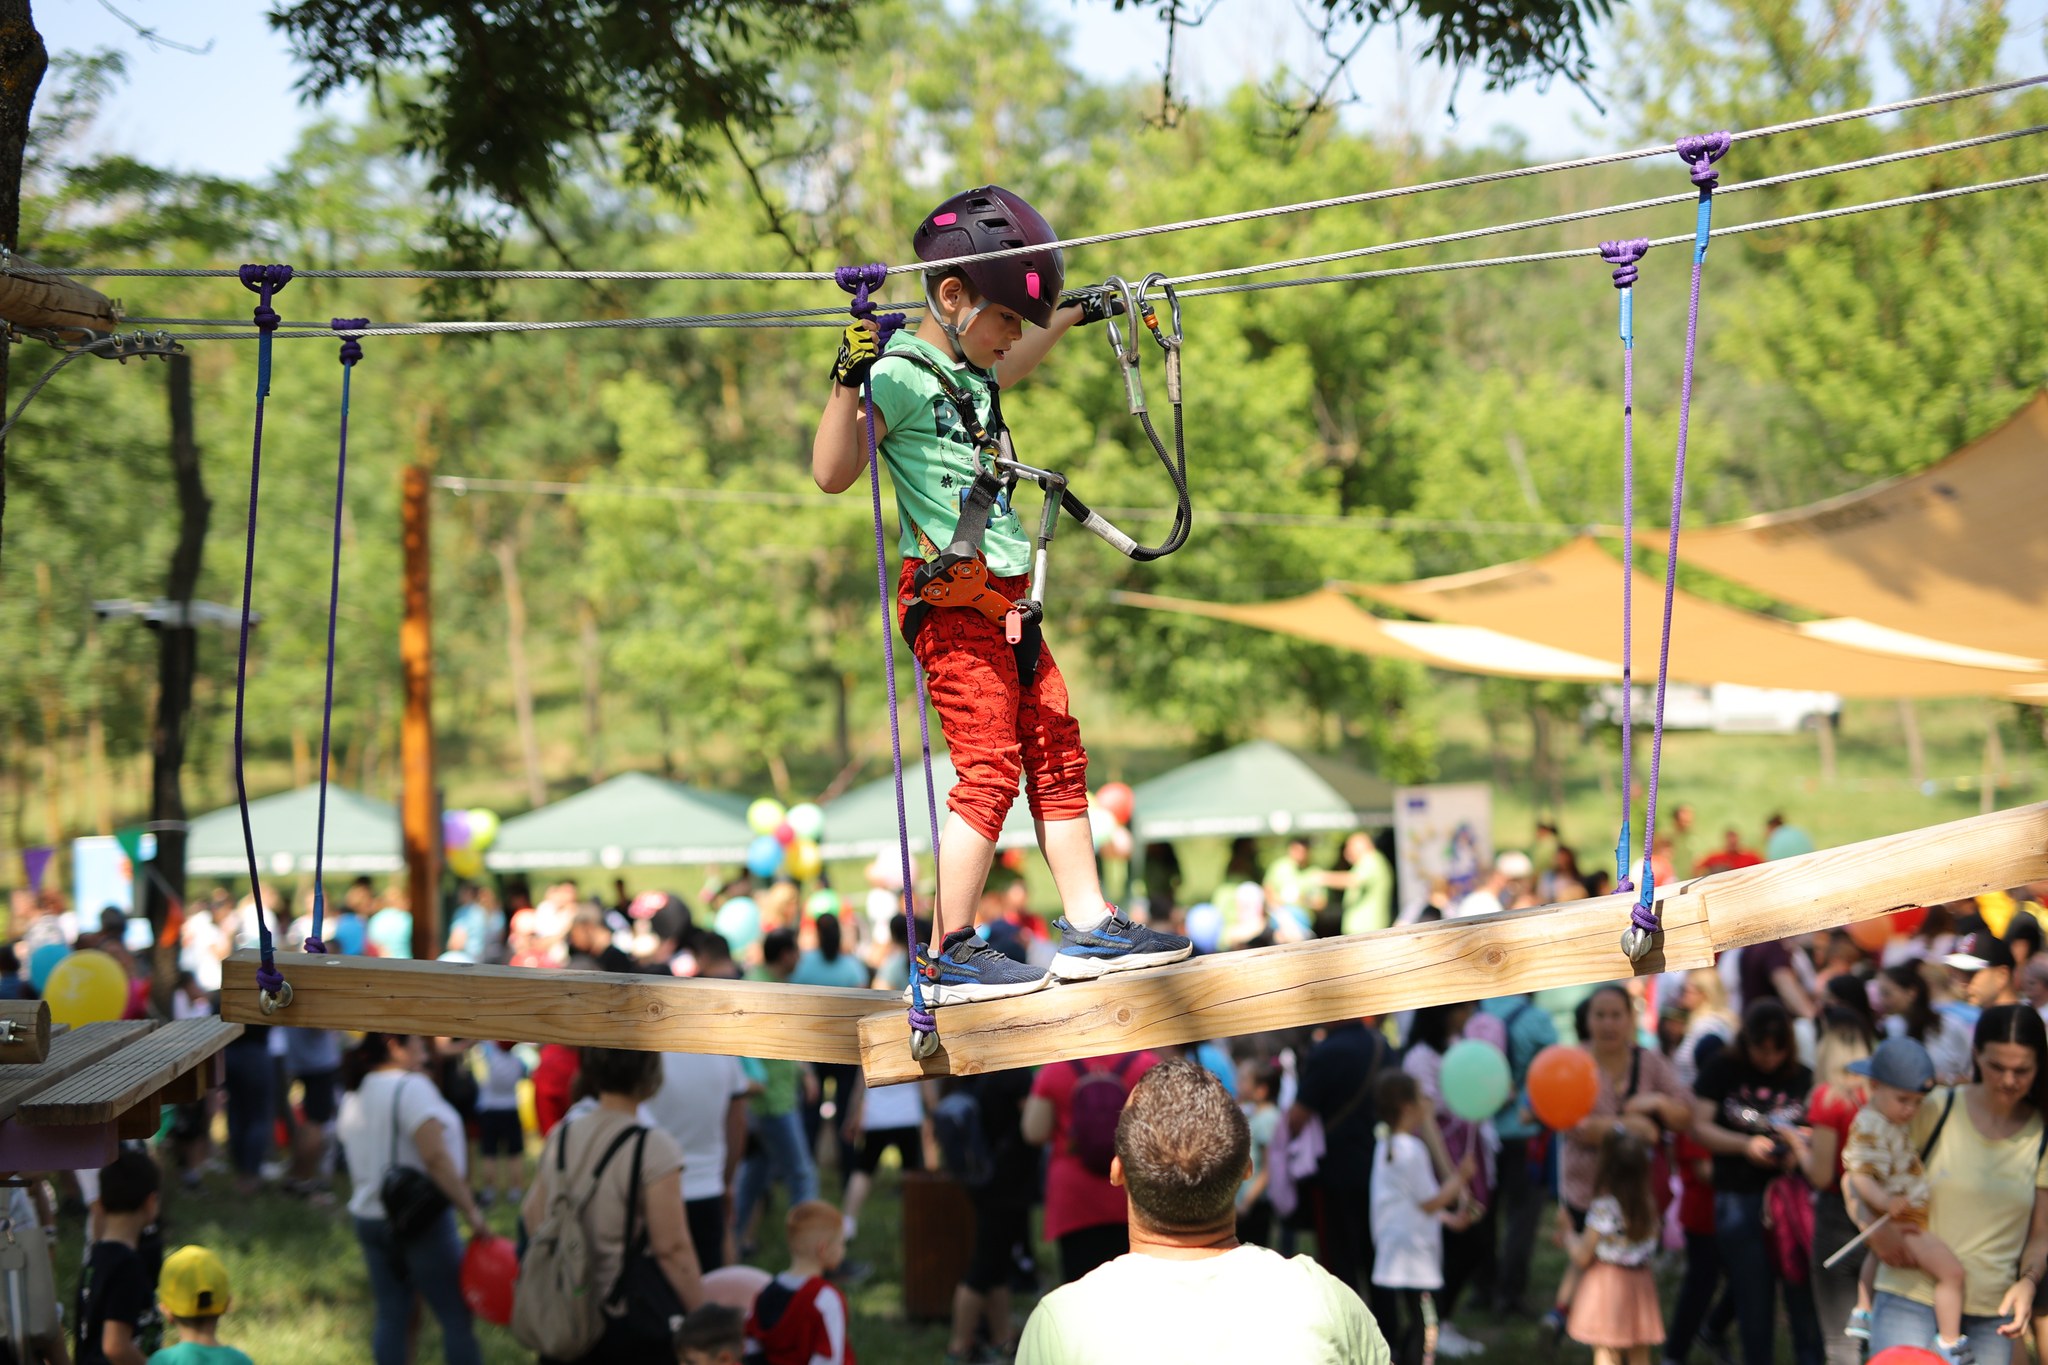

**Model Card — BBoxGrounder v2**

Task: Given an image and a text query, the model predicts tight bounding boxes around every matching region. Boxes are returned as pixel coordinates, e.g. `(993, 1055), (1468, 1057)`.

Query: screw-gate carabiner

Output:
(1137, 273), (1183, 405)
(1099, 275), (1149, 417)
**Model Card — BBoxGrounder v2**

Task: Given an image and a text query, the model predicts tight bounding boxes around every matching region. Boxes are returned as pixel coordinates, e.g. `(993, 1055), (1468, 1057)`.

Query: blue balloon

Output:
(1185, 902), (1222, 955)
(714, 896), (762, 950)
(28, 942), (69, 993)
(746, 835), (785, 880)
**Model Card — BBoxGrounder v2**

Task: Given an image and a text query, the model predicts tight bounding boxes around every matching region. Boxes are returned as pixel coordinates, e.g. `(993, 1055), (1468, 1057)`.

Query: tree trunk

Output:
(34, 561), (61, 871)
(0, 2), (46, 574)
(833, 669), (852, 771)
(146, 352), (206, 1007)
(492, 536), (546, 808)
(1897, 698), (1925, 788)
(577, 598), (604, 786)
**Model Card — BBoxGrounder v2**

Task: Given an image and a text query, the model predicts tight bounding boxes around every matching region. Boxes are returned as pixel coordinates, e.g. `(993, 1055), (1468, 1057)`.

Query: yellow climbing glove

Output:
(832, 320), (882, 389)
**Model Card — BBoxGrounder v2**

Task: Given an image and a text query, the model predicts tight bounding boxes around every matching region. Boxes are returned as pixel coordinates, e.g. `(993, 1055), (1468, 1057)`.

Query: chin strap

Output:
(922, 276), (991, 362)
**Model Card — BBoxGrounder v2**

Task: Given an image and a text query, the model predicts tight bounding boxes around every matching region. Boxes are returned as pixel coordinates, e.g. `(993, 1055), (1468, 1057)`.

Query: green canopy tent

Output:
(484, 772), (754, 871)
(820, 756), (1038, 860)
(186, 784), (403, 877)
(1129, 740), (1396, 840)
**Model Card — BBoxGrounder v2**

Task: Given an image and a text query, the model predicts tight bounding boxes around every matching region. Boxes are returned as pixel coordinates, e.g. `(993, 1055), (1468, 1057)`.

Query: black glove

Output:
(1060, 289), (1126, 326)
(832, 321), (882, 389)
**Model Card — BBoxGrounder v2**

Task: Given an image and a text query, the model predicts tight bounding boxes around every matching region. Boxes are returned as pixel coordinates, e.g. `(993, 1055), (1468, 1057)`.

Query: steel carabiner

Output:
(1138, 273), (1183, 405)
(1099, 275), (1149, 416)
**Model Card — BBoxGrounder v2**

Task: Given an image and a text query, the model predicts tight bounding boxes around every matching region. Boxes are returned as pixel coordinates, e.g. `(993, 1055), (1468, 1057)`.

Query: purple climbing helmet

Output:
(914, 185), (1064, 329)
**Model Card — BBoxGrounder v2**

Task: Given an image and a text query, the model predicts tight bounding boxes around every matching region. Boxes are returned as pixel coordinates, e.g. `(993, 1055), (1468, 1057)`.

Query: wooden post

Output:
(400, 465), (439, 960)
(1899, 699), (1925, 788)
(0, 259), (118, 336)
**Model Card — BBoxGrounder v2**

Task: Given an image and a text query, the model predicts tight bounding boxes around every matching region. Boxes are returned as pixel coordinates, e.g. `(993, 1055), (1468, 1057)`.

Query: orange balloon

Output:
(1846, 917), (1892, 954)
(1889, 906), (1928, 939)
(1527, 1044), (1600, 1130)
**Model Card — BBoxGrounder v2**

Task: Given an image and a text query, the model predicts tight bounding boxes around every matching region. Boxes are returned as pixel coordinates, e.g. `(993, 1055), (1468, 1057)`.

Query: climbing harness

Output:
(1618, 133), (1730, 966)
(233, 264), (295, 1014)
(837, 261), (1195, 1058)
(302, 319), (368, 959)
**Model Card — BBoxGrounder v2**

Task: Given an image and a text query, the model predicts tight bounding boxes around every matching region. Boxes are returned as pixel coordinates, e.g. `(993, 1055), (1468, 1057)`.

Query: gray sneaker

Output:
(1048, 911), (1192, 981)
(900, 928), (1051, 1006)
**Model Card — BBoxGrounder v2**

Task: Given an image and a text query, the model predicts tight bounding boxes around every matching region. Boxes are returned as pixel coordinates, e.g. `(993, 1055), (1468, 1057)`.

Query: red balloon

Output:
(461, 1234), (518, 1325)
(1097, 782), (1136, 826)
(1867, 1350), (1944, 1365)
(774, 821), (797, 848)
(1847, 917), (1892, 954)
(1889, 906), (1929, 939)
(1528, 1044), (1601, 1130)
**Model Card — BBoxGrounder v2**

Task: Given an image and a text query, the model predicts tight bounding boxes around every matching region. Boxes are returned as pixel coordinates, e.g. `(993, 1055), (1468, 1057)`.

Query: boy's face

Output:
(1870, 1081), (1924, 1126)
(958, 301), (1025, 370)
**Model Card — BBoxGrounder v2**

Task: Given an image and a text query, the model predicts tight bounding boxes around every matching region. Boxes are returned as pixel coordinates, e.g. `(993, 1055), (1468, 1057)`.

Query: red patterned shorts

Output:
(895, 559), (1090, 843)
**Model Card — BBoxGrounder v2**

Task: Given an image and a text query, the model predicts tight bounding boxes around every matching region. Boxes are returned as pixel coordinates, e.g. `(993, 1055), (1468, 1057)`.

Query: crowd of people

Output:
(7, 809), (2048, 1365)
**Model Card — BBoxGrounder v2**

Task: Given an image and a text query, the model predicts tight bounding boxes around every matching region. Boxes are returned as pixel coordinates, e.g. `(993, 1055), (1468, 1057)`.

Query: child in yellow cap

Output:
(149, 1247), (252, 1365)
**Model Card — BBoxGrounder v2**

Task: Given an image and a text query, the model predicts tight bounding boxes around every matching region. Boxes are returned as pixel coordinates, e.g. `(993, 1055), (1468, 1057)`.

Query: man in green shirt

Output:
(1331, 832), (1394, 937)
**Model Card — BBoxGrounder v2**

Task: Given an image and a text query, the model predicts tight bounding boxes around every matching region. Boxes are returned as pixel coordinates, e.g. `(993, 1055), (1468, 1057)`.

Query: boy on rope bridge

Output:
(811, 185), (1192, 1007)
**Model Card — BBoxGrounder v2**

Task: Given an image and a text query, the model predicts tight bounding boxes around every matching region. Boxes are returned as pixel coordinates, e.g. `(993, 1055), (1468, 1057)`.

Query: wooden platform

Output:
(221, 952), (892, 1065)
(0, 1017), (241, 1171)
(217, 802), (2048, 1086)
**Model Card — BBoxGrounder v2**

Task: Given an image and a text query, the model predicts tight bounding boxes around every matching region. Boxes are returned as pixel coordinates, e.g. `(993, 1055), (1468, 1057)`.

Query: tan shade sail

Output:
(1114, 588), (1618, 680)
(1354, 538), (2043, 697)
(1673, 392), (2048, 658)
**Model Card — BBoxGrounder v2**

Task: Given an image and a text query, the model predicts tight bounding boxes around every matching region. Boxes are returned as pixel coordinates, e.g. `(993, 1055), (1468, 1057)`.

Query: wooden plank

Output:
(0, 1022), (154, 1124)
(0, 1001), (50, 1065)
(0, 259), (120, 335)
(854, 801), (2048, 1086)
(160, 1053), (220, 1105)
(221, 951), (892, 1066)
(116, 1100), (162, 1141)
(1700, 800), (2048, 949)
(0, 1120), (116, 1172)
(857, 885), (1714, 1086)
(19, 1018), (243, 1127)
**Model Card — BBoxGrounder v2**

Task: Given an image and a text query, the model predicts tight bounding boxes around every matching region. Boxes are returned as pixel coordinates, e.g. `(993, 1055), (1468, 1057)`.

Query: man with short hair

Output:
(2021, 956), (2048, 1026)
(1453, 852), (1530, 919)
(1945, 930), (2021, 1018)
(1018, 1061), (1388, 1364)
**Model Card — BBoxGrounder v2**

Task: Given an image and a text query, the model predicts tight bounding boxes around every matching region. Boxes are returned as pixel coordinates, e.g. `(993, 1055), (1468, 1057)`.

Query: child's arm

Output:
(1847, 1169), (1904, 1220)
(1567, 1223), (1601, 1271)
(992, 304), (1082, 388)
(99, 1321), (145, 1365)
(813, 381), (885, 494)
(1420, 1164), (1468, 1213)
(1239, 1164), (1269, 1213)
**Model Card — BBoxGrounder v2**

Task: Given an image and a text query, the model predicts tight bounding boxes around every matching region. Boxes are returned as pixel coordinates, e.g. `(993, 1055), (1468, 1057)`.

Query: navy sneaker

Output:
(1048, 910), (1192, 981)
(902, 928), (1050, 1006)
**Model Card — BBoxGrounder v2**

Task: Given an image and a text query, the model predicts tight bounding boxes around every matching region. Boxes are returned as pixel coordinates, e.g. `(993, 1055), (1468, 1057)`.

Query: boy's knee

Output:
(950, 752), (1023, 842)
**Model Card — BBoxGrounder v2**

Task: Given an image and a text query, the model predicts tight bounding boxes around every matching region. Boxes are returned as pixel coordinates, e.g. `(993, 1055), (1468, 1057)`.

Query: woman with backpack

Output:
(1024, 1049), (1163, 1284)
(335, 1033), (488, 1365)
(517, 1047), (704, 1364)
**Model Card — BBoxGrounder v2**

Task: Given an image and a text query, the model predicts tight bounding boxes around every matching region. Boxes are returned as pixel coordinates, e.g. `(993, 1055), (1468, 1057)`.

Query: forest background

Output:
(3, 0), (2045, 888)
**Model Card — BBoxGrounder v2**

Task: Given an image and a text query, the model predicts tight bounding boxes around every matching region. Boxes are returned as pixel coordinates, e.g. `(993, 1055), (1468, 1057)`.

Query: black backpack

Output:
(934, 1085), (996, 1189)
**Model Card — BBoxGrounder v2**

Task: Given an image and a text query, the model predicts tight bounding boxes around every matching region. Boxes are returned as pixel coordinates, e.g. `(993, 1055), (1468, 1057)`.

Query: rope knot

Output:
(333, 318), (368, 366)
(1676, 132), (1733, 187)
(254, 962), (287, 996)
(834, 263), (890, 318)
(239, 264), (293, 332)
(303, 937), (327, 955)
(1600, 238), (1650, 289)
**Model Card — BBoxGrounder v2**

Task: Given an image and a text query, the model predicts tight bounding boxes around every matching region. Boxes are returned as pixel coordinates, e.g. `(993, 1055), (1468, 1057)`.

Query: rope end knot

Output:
(239, 264), (293, 332)
(834, 263), (890, 319)
(1599, 238), (1650, 289)
(333, 318), (368, 366)
(1676, 132), (1733, 187)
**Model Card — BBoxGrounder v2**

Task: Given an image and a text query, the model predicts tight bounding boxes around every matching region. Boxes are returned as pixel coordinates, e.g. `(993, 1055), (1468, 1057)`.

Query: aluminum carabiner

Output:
(1099, 275), (1149, 416)
(1138, 273), (1183, 405)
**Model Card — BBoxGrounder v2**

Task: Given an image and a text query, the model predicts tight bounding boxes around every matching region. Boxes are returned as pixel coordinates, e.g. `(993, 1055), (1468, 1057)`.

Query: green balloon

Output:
(1439, 1039), (1513, 1121)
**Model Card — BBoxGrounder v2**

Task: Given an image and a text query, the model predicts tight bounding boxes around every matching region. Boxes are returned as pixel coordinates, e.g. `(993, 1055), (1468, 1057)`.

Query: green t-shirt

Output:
(741, 1055), (799, 1118)
(1018, 1246), (1387, 1364)
(151, 1343), (256, 1365)
(1340, 844), (1393, 936)
(867, 333), (1031, 576)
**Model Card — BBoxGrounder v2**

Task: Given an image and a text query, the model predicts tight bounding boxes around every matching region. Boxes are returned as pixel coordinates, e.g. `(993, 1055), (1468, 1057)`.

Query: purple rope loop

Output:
(235, 264), (293, 1003)
(1676, 131), (1732, 187)
(1599, 238), (1649, 289)
(335, 317), (367, 368)
(843, 262), (934, 1041)
(1630, 899), (1662, 935)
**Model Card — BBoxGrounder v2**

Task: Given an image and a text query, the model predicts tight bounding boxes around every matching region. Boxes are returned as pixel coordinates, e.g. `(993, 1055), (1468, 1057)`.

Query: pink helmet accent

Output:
(913, 185), (1065, 329)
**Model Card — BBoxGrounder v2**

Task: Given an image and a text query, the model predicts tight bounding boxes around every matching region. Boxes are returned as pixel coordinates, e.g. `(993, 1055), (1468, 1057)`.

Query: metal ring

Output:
(910, 1029), (942, 1061)
(258, 981), (294, 1015)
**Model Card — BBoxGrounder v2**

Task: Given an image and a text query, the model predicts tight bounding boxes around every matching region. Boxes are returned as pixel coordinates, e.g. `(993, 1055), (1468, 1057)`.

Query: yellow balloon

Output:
(465, 808), (501, 851)
(517, 1078), (539, 1138)
(448, 845), (484, 879)
(46, 949), (127, 1027)
(786, 838), (823, 882)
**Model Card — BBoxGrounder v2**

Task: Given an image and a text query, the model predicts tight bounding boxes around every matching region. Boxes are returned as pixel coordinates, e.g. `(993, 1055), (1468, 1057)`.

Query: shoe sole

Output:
(1047, 943), (1194, 981)
(901, 974), (1053, 1007)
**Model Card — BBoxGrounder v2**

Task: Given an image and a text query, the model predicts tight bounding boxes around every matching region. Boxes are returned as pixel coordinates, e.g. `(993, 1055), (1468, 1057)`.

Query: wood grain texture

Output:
(0, 1001), (49, 1065)
(858, 886), (1713, 1085)
(1698, 800), (2048, 949)
(19, 1018), (243, 1126)
(116, 1100), (161, 1141)
(0, 1022), (154, 1123)
(221, 951), (891, 1065)
(0, 262), (119, 333)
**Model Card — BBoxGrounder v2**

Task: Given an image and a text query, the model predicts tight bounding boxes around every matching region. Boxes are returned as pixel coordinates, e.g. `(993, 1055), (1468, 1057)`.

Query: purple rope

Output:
(305, 318), (367, 957)
(837, 264), (932, 1036)
(1600, 239), (1649, 898)
(912, 658), (943, 882)
(1633, 135), (1729, 942)
(234, 265), (293, 1001)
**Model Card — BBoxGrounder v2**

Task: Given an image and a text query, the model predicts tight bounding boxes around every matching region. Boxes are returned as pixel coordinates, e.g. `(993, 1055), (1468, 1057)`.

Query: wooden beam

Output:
(18, 1018), (242, 1126)
(116, 1099), (162, 1141)
(159, 1052), (220, 1105)
(220, 952), (892, 1065)
(857, 886), (1712, 1086)
(0, 259), (119, 336)
(400, 463), (439, 960)
(0, 1022), (155, 1124)
(0, 1001), (50, 1065)
(855, 800), (2048, 1085)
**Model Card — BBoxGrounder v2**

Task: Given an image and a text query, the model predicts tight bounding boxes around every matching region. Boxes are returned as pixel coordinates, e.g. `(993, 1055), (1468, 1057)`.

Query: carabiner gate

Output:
(1138, 272), (1183, 405)
(1099, 275), (1149, 416)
